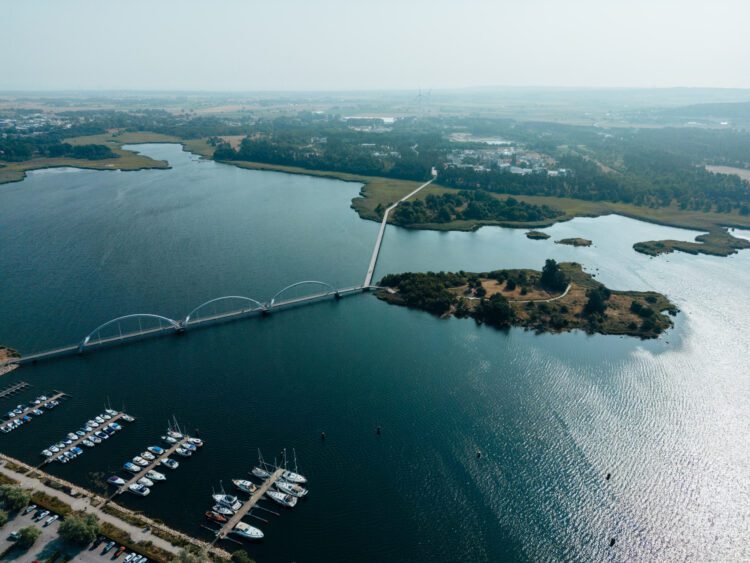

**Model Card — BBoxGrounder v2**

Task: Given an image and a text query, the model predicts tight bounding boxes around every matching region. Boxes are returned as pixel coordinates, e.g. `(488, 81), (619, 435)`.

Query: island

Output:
(556, 237), (592, 247)
(526, 230), (551, 240)
(377, 260), (677, 339)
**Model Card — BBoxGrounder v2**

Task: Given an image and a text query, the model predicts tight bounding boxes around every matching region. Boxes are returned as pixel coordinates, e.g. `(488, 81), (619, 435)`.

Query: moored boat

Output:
(275, 479), (308, 498)
(107, 475), (126, 486)
(146, 469), (166, 481)
(124, 462), (140, 473)
(266, 490), (298, 508)
(205, 510), (227, 523)
(137, 477), (154, 487)
(211, 504), (234, 516)
(251, 466), (271, 479)
(232, 521), (264, 540)
(175, 447), (192, 457)
(232, 479), (258, 494)
(147, 445), (164, 455)
(160, 457), (179, 469)
(282, 469), (308, 484)
(128, 483), (150, 496)
(212, 493), (242, 511)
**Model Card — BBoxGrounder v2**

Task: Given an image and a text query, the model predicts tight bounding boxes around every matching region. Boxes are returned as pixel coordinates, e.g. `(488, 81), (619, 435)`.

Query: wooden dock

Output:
(0, 381), (30, 400)
(2, 390), (67, 429)
(213, 468), (284, 542)
(41, 411), (131, 466)
(113, 435), (199, 498)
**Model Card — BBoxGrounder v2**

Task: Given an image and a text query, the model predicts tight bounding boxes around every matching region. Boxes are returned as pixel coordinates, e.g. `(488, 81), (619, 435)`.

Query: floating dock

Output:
(42, 410), (133, 466)
(113, 434), (201, 498)
(213, 468), (284, 543)
(0, 381), (30, 400)
(1, 390), (67, 431)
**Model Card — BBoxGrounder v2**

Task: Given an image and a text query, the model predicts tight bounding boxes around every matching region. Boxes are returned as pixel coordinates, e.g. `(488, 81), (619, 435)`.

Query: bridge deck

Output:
(214, 468), (284, 542)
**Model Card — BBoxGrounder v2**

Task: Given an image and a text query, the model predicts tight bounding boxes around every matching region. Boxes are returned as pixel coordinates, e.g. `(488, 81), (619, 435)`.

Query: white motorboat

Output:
(282, 469), (308, 484)
(140, 451), (155, 461)
(161, 435), (177, 444)
(146, 470), (166, 481)
(232, 479), (257, 494)
(187, 437), (203, 447)
(67, 433), (78, 440)
(212, 493), (242, 511)
(147, 446), (164, 455)
(121, 414), (135, 422)
(266, 490), (298, 508)
(83, 439), (95, 448)
(167, 430), (183, 440)
(124, 462), (140, 473)
(275, 479), (308, 498)
(107, 475), (126, 486)
(232, 521), (264, 541)
(133, 456), (149, 467)
(94, 416), (105, 424)
(91, 435), (102, 444)
(211, 504), (234, 516)
(160, 457), (179, 469)
(175, 447), (192, 457)
(128, 483), (150, 496)
(137, 477), (154, 487)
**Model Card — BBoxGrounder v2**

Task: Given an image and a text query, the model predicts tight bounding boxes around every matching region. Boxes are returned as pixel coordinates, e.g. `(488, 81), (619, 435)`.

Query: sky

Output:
(3, 0), (750, 91)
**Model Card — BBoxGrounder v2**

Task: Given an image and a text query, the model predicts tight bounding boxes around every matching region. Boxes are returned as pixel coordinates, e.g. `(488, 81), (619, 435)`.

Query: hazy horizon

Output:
(4, 0), (750, 92)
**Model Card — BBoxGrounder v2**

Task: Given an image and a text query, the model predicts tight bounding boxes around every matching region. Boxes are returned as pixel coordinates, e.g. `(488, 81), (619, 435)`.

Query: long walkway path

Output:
(363, 176), (436, 288)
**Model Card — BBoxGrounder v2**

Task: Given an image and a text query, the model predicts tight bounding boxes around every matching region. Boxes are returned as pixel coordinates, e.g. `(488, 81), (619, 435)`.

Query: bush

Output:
(0, 509), (7, 527)
(0, 485), (30, 512)
(16, 525), (41, 548)
(58, 513), (100, 545)
(232, 550), (255, 563)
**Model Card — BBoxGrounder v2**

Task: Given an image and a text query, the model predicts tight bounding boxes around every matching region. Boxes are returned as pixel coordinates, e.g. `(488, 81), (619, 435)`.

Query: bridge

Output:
(4, 170), (435, 367)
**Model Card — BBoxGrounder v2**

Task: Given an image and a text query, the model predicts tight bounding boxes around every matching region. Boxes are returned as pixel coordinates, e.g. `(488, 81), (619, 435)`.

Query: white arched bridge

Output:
(16, 281), (364, 364)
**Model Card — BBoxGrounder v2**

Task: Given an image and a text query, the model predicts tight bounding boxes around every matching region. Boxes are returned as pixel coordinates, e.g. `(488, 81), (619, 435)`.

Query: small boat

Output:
(75, 430), (86, 437)
(266, 490), (298, 508)
(124, 462), (140, 473)
(84, 425), (94, 432)
(232, 479), (258, 494)
(211, 504), (234, 516)
(107, 475), (125, 486)
(121, 414), (135, 422)
(275, 479), (308, 498)
(147, 446), (164, 455)
(87, 419), (98, 428)
(94, 416), (105, 424)
(128, 483), (150, 496)
(133, 456), (149, 467)
(137, 476), (154, 487)
(83, 439), (95, 448)
(140, 451), (155, 461)
(167, 430), (183, 439)
(183, 442), (197, 452)
(146, 470), (166, 481)
(282, 469), (308, 484)
(42, 449), (53, 457)
(187, 437), (203, 447)
(67, 432), (77, 440)
(205, 510), (228, 523)
(72, 446), (84, 455)
(102, 412), (112, 420)
(160, 457), (179, 470)
(232, 521), (264, 541)
(161, 435), (177, 444)
(95, 431), (108, 440)
(49, 445), (60, 453)
(103, 426), (115, 435)
(175, 447), (192, 458)
(251, 467), (271, 479)
(212, 493), (242, 511)
(91, 435), (102, 444)
(109, 422), (122, 431)
(105, 408), (118, 416)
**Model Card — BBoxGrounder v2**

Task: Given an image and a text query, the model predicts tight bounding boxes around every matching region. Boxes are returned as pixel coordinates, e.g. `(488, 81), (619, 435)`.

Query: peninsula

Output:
(377, 260), (677, 339)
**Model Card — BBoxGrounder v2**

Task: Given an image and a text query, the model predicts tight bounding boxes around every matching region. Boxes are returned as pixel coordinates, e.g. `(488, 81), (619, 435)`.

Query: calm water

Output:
(0, 145), (748, 562)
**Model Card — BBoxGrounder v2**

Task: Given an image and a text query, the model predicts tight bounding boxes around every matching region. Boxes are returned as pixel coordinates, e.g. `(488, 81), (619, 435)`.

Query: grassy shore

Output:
(0, 131), (178, 185)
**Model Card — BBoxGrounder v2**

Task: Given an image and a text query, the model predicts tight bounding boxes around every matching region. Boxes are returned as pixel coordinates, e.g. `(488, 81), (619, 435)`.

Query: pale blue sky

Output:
(3, 0), (749, 91)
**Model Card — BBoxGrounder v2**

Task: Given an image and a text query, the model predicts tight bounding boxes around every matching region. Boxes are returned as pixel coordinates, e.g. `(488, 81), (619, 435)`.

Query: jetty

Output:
(3, 390), (67, 428)
(213, 468), (284, 543)
(42, 410), (132, 466)
(0, 381), (30, 400)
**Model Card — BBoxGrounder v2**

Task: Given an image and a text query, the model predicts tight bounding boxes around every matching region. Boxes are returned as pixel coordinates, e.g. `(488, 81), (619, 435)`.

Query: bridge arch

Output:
(79, 313), (182, 353)
(183, 296), (265, 325)
(270, 281), (337, 306)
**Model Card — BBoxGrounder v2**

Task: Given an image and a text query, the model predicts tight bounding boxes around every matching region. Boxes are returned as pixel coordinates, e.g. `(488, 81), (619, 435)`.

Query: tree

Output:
(0, 485), (30, 512)
(16, 525), (41, 549)
(475, 294), (514, 327)
(583, 287), (610, 317)
(231, 550), (255, 563)
(540, 259), (568, 292)
(176, 546), (209, 563)
(0, 509), (7, 527)
(58, 513), (100, 545)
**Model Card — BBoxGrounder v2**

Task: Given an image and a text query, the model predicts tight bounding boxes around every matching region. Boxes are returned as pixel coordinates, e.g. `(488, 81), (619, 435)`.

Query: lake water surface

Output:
(0, 144), (748, 562)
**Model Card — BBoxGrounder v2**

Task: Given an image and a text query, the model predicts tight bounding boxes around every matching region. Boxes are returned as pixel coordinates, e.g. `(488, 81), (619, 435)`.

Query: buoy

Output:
(376, 426), (381, 435)
(606, 473), (611, 481)
(476, 450), (482, 459)
(609, 538), (616, 547)
(320, 431), (326, 441)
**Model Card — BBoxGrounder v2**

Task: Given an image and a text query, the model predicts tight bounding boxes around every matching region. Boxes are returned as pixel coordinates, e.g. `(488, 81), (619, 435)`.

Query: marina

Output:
(40, 409), (132, 465)
(0, 390), (67, 434)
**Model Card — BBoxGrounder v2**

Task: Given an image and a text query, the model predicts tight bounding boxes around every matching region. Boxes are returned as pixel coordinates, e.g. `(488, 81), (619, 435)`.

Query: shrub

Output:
(16, 525), (41, 548)
(232, 551), (255, 563)
(0, 509), (7, 527)
(0, 485), (30, 512)
(59, 513), (100, 545)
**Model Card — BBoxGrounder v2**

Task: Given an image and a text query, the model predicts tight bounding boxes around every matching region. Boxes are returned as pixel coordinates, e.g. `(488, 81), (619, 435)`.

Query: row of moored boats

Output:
(107, 427), (203, 497)
(40, 409), (133, 463)
(1, 395), (61, 433)
(205, 464), (308, 541)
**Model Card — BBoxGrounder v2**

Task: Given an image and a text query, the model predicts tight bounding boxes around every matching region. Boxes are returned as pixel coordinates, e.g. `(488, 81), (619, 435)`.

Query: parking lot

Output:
(0, 507), (149, 562)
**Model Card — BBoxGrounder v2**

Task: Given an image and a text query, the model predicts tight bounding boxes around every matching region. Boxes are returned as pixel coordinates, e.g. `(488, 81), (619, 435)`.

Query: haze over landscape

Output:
(1, 2), (749, 563)
(3, 0), (750, 91)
